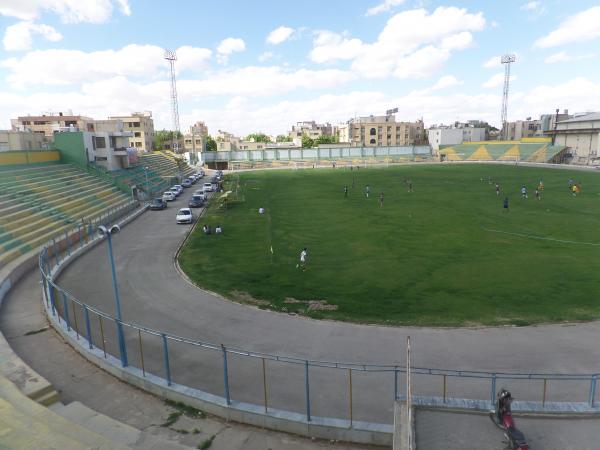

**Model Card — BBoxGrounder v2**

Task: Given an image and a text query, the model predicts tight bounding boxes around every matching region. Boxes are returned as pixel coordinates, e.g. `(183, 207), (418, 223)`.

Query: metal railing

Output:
(39, 226), (600, 428)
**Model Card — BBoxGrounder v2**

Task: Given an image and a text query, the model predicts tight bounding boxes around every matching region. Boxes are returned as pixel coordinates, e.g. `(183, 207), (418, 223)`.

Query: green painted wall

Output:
(53, 132), (88, 168)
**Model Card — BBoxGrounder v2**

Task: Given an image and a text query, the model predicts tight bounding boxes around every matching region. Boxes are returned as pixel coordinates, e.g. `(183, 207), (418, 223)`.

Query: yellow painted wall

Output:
(0, 150), (60, 166)
(521, 137), (551, 143)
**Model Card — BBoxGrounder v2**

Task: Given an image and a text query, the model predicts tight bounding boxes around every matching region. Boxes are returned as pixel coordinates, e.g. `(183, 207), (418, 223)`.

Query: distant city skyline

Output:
(0, 0), (599, 136)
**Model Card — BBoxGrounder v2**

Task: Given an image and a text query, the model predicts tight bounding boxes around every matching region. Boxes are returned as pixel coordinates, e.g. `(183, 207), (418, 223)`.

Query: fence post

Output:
(221, 344), (231, 405)
(305, 360), (311, 422)
(65, 230), (71, 256)
(48, 283), (57, 317)
(589, 376), (597, 407)
(262, 358), (268, 413)
(41, 273), (49, 308)
(79, 224), (83, 249)
(138, 330), (146, 377)
(490, 374), (497, 405)
(88, 223), (93, 243)
(542, 379), (548, 407)
(53, 238), (59, 266)
(348, 368), (353, 428)
(443, 374), (447, 403)
(394, 368), (399, 401)
(62, 291), (71, 331)
(161, 333), (171, 386)
(84, 307), (93, 349)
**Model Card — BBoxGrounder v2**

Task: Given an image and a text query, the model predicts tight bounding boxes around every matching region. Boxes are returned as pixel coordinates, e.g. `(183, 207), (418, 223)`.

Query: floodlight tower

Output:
(500, 54), (516, 140)
(164, 49), (180, 152)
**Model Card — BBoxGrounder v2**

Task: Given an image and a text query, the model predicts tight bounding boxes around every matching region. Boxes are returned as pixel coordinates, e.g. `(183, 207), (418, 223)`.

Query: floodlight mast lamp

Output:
(164, 49), (180, 153)
(500, 54), (516, 140)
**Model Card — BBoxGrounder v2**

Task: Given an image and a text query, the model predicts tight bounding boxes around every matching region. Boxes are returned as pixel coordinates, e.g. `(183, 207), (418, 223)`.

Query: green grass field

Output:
(178, 164), (600, 326)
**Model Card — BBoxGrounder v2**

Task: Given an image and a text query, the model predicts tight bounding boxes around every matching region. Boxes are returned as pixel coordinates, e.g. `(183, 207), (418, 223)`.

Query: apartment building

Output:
(108, 111), (154, 152)
(288, 121), (335, 140)
(548, 112), (600, 163)
(338, 115), (425, 147)
(11, 112), (94, 141)
(184, 121), (208, 152)
(0, 130), (47, 151)
(54, 130), (133, 171)
(427, 122), (487, 150)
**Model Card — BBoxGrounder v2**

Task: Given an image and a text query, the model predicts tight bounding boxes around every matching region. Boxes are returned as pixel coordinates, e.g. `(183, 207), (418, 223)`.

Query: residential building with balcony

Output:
(11, 112), (95, 143)
(53, 130), (132, 171)
(184, 121), (209, 153)
(288, 121), (335, 140)
(108, 111), (154, 152)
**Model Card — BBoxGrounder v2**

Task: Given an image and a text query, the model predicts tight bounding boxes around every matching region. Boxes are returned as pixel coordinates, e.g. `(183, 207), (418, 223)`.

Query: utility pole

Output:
(500, 54), (516, 140)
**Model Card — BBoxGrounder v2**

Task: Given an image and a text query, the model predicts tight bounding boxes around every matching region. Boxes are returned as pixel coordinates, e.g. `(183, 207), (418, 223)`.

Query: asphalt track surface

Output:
(56, 175), (600, 426)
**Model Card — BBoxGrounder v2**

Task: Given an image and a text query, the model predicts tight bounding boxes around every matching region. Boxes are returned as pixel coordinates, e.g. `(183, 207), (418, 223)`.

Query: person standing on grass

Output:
(365, 184), (370, 198)
(495, 183), (500, 196)
(521, 185), (528, 199)
(535, 188), (540, 201)
(503, 197), (509, 213)
(379, 192), (384, 207)
(408, 180), (413, 193)
(344, 185), (348, 198)
(298, 248), (308, 271)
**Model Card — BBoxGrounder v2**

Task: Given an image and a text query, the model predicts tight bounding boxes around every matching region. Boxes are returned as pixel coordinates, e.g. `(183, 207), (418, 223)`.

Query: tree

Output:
(205, 135), (217, 152)
(314, 135), (338, 145)
(301, 135), (314, 148)
(154, 130), (182, 150)
(276, 134), (292, 142)
(246, 133), (271, 143)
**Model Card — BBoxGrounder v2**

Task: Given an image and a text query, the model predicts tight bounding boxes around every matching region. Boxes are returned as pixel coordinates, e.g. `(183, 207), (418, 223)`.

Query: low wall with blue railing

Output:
(39, 207), (600, 445)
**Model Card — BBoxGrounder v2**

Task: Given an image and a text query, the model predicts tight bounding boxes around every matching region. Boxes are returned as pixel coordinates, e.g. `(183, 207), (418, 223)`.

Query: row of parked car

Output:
(148, 170), (225, 225)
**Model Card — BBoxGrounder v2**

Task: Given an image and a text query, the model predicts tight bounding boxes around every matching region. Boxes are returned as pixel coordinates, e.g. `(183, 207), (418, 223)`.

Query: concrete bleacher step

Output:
(50, 401), (191, 450)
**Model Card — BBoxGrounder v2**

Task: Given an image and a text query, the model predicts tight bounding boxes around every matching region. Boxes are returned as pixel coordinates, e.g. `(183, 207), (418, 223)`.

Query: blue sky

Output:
(0, 0), (599, 136)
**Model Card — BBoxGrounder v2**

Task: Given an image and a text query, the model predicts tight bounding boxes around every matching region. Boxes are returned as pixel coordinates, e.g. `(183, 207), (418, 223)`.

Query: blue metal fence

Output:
(39, 221), (600, 428)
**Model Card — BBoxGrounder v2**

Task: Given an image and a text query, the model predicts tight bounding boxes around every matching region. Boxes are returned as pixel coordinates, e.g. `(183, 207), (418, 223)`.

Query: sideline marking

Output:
(482, 227), (600, 246)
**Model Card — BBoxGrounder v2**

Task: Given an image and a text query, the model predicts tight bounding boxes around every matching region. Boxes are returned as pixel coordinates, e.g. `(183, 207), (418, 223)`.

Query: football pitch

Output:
(179, 164), (600, 326)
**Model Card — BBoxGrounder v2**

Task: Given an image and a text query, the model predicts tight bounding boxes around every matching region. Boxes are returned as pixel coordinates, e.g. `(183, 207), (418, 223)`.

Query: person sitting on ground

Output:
(259, 207), (265, 214)
(215, 225), (222, 234)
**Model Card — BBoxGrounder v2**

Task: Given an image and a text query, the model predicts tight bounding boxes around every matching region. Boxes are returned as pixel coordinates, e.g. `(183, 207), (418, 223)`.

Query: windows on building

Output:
(370, 138), (376, 144)
(134, 132), (141, 137)
(370, 128), (376, 136)
(94, 137), (106, 148)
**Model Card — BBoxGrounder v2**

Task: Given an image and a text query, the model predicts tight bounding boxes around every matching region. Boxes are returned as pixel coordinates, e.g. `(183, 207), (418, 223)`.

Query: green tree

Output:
(301, 135), (314, 148)
(205, 135), (217, 152)
(246, 133), (271, 143)
(276, 134), (292, 142)
(314, 135), (339, 145)
(154, 130), (182, 150)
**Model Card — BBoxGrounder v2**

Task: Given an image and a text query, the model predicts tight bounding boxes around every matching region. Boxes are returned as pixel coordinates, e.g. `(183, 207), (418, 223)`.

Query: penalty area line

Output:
(482, 227), (600, 246)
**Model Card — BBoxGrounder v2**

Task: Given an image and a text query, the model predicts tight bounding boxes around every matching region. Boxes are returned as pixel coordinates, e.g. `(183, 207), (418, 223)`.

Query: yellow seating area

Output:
(0, 164), (133, 269)
(439, 142), (567, 163)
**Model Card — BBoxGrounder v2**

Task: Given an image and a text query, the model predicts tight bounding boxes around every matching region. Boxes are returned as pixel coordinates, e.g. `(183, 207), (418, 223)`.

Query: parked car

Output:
(174, 184), (184, 191)
(188, 195), (204, 208)
(187, 176), (197, 184)
(162, 191), (176, 202)
(202, 182), (213, 193)
(192, 192), (207, 201)
(170, 187), (181, 197)
(176, 208), (194, 224)
(150, 198), (167, 210)
(182, 179), (192, 188)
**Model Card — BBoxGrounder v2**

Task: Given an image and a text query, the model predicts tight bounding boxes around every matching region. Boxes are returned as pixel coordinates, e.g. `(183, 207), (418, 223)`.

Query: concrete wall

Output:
(0, 150), (60, 166)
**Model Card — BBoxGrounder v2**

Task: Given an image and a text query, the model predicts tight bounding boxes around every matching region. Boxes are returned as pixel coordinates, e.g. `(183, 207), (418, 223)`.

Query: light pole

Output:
(144, 166), (149, 199)
(98, 224), (128, 367)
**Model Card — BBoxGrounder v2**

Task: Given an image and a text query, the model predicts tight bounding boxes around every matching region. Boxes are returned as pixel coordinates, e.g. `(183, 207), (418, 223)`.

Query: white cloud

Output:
(534, 6), (600, 48)
(544, 51), (596, 64)
(521, 1), (540, 11)
(0, 0), (131, 23)
(258, 51), (273, 62)
(482, 72), (517, 89)
(482, 55), (501, 68)
(311, 7), (485, 79)
(266, 26), (294, 45)
(216, 37), (246, 64)
(429, 75), (462, 91)
(365, 0), (405, 17)
(3, 20), (62, 51)
(1, 44), (211, 88)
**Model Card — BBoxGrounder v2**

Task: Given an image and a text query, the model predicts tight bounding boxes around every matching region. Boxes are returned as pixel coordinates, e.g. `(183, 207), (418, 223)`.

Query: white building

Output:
(427, 126), (486, 150)
(551, 112), (600, 164)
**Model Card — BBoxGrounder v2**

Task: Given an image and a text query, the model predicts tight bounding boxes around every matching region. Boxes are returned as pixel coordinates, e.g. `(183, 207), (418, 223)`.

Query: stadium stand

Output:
(439, 142), (567, 163)
(0, 164), (135, 269)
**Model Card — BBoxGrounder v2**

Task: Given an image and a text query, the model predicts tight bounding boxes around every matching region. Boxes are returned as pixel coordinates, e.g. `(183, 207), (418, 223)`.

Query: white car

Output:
(162, 191), (176, 202)
(173, 184), (184, 192)
(176, 208), (193, 224)
(202, 182), (213, 193)
(192, 192), (207, 201)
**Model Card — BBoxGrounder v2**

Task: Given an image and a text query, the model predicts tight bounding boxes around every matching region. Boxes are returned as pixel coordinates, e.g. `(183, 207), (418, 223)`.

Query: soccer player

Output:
(379, 192), (384, 207)
(521, 185), (528, 199)
(298, 248), (308, 271)
(408, 180), (413, 193)
(344, 186), (348, 197)
(495, 183), (500, 196)
(535, 188), (540, 200)
(365, 185), (370, 198)
(538, 179), (544, 191)
(503, 197), (509, 212)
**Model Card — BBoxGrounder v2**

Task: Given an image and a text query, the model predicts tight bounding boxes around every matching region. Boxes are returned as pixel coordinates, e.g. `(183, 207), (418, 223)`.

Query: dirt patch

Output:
(284, 297), (338, 311)
(230, 290), (269, 306)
